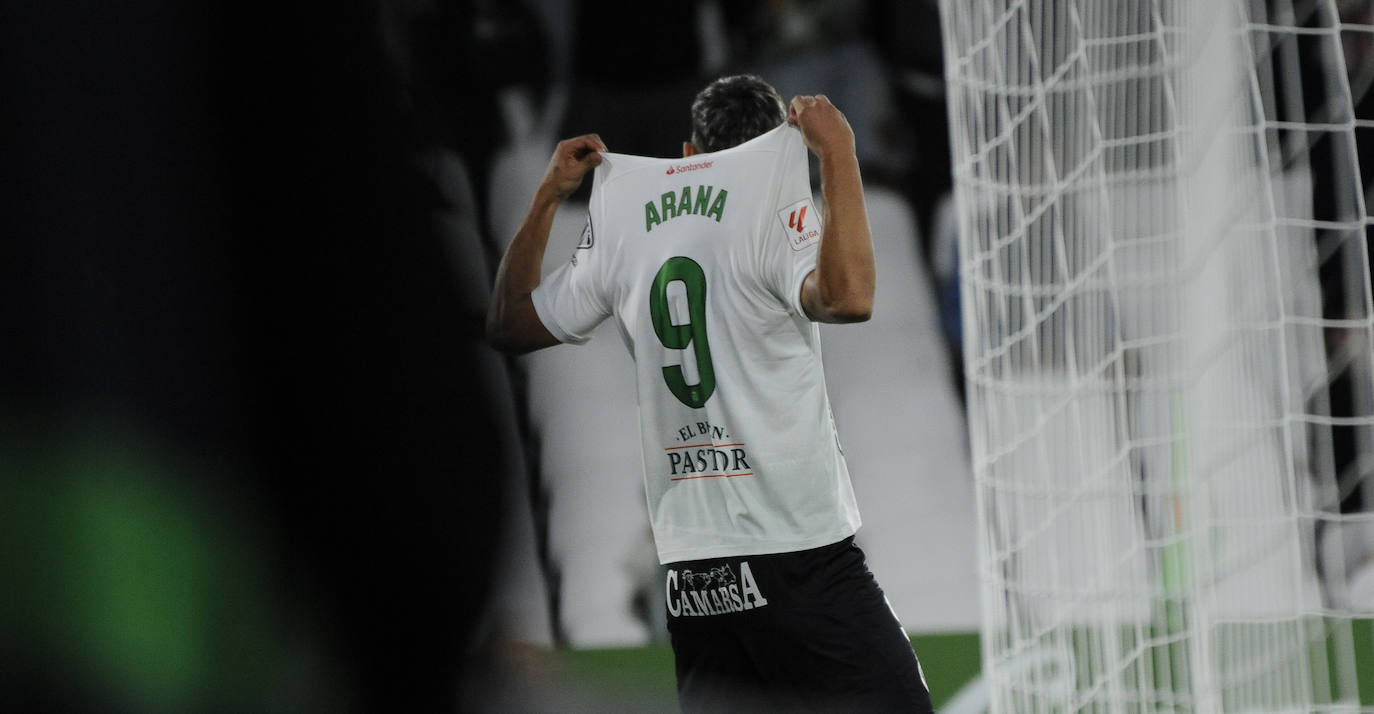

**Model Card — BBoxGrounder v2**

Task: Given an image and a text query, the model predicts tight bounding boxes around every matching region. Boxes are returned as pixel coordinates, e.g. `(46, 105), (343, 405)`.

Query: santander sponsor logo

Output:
(666, 160), (713, 175)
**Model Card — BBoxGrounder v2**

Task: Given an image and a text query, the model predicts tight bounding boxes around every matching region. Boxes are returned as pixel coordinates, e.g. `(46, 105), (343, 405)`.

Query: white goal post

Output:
(938, 0), (1374, 711)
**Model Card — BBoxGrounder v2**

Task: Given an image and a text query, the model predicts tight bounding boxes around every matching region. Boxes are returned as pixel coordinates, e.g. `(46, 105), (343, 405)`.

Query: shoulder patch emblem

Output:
(776, 198), (820, 251)
(571, 218), (593, 266)
(577, 218), (594, 250)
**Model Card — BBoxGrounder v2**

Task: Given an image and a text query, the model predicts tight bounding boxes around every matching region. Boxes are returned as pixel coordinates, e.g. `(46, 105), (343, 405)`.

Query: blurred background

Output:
(2, 0), (980, 711)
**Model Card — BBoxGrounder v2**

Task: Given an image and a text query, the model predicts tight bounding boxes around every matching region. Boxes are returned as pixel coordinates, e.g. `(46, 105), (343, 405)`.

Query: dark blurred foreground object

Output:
(1, 0), (525, 711)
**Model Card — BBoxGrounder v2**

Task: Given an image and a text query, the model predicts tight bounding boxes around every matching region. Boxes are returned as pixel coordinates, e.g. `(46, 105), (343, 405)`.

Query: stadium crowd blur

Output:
(7, 0), (1372, 712)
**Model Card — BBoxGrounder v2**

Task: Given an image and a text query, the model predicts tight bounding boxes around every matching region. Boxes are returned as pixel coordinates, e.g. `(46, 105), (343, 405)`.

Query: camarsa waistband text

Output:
(666, 562), (769, 618)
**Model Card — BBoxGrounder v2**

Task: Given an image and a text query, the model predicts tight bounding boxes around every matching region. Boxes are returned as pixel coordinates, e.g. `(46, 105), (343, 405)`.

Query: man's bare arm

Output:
(486, 134), (606, 354)
(789, 95), (875, 324)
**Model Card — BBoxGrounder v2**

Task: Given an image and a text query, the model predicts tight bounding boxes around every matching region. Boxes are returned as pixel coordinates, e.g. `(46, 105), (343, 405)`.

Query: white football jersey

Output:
(531, 123), (861, 563)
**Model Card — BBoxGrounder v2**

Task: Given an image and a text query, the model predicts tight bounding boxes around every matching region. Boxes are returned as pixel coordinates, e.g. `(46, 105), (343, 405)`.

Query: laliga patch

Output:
(577, 218), (594, 250)
(570, 218), (593, 266)
(777, 198), (821, 251)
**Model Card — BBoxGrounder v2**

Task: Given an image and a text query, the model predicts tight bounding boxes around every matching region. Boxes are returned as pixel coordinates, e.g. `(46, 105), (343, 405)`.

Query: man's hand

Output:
(540, 134), (607, 202)
(787, 95), (855, 160)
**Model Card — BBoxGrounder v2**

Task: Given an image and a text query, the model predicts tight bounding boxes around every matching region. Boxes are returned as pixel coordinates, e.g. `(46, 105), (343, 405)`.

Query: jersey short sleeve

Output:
(531, 216), (612, 344)
(759, 130), (822, 318)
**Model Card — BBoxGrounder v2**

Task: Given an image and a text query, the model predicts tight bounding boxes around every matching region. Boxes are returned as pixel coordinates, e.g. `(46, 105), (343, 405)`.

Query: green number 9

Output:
(649, 257), (715, 408)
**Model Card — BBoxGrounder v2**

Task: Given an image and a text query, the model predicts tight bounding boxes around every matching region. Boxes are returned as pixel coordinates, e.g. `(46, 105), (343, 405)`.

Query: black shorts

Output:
(664, 537), (933, 713)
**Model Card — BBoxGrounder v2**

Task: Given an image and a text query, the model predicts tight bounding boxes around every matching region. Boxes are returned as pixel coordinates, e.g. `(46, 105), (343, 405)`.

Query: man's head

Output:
(686, 75), (787, 156)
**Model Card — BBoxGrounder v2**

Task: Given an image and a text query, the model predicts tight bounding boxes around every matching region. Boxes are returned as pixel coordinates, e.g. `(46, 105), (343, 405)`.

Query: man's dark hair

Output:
(689, 75), (787, 153)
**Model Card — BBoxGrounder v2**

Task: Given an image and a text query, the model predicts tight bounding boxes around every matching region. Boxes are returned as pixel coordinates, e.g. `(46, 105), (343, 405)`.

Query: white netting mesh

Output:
(938, 0), (1374, 710)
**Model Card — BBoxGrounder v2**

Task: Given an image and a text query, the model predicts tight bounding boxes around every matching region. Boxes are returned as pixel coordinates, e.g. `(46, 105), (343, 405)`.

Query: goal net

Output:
(938, 0), (1374, 710)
